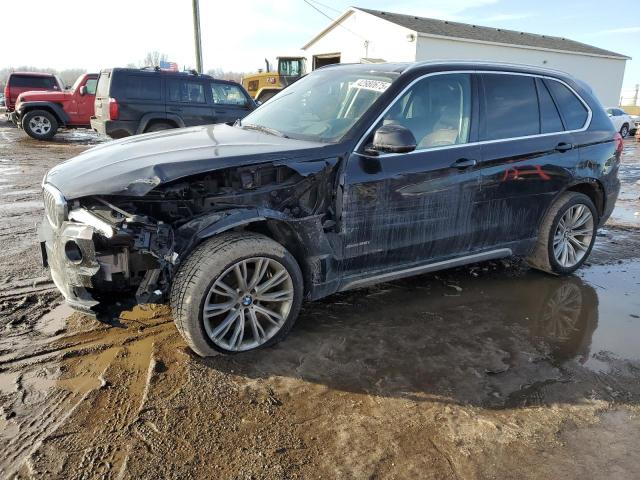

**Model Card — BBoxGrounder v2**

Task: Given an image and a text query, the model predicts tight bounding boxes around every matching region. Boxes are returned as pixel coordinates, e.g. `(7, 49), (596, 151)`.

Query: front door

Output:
(340, 73), (483, 274)
(166, 79), (214, 126)
(209, 82), (254, 124)
(75, 76), (97, 124)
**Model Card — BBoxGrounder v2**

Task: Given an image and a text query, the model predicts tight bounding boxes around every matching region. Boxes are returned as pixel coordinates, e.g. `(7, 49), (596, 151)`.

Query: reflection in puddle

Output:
(218, 260), (640, 406)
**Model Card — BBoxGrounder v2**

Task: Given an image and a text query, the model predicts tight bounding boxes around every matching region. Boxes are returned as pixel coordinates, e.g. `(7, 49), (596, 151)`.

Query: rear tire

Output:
(170, 232), (304, 357)
(145, 122), (174, 133)
(527, 192), (598, 275)
(22, 110), (58, 140)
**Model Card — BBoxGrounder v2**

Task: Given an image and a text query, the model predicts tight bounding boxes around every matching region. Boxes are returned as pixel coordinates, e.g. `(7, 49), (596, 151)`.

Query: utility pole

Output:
(192, 0), (203, 73)
(634, 83), (639, 107)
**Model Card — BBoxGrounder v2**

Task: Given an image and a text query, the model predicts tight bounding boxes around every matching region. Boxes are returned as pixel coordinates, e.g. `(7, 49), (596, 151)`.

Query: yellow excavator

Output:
(242, 57), (306, 103)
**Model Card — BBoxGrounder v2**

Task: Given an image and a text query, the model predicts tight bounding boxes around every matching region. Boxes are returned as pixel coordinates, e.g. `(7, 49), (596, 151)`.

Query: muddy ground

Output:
(1, 117), (640, 480)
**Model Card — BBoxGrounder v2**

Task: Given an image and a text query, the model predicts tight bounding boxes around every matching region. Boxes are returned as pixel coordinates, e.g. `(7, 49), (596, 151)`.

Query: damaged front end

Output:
(39, 156), (339, 314)
(39, 184), (176, 313)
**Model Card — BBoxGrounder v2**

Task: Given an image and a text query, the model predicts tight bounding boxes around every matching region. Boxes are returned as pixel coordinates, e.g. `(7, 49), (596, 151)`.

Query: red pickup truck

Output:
(11, 73), (98, 140)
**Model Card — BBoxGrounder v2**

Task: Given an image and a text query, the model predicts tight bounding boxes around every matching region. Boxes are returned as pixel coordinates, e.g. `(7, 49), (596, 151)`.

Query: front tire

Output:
(620, 124), (629, 138)
(170, 232), (304, 356)
(527, 192), (598, 275)
(22, 110), (58, 140)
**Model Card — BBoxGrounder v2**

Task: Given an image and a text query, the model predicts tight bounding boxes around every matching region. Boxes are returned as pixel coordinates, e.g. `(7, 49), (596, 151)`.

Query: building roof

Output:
(356, 8), (629, 59)
(302, 7), (630, 60)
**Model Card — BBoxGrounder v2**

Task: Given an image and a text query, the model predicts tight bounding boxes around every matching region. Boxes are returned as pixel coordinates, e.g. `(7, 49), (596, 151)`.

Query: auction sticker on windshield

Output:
(351, 78), (391, 93)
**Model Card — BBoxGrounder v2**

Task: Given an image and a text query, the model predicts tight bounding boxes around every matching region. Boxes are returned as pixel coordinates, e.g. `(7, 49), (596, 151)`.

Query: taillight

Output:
(108, 97), (119, 120)
(613, 132), (623, 155)
(3, 84), (8, 101)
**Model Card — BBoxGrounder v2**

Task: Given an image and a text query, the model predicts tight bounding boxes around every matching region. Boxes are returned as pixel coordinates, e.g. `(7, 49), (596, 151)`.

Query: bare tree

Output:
(143, 51), (168, 67)
(58, 68), (87, 88)
(205, 68), (245, 83)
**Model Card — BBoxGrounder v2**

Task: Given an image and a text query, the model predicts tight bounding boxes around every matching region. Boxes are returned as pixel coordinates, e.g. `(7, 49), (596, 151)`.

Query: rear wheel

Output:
(170, 232), (304, 356)
(527, 192), (598, 275)
(620, 124), (629, 137)
(22, 110), (58, 140)
(145, 122), (174, 133)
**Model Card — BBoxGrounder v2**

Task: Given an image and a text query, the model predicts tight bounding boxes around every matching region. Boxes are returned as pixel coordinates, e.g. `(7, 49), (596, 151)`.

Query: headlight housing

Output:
(43, 184), (67, 229)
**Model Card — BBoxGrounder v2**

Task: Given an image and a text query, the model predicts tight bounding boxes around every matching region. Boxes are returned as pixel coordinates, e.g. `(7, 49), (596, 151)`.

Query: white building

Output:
(302, 7), (630, 106)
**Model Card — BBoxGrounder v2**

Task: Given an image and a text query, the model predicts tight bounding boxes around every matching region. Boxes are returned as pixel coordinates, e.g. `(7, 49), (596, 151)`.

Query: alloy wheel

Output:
(202, 257), (294, 352)
(28, 115), (52, 135)
(552, 204), (594, 268)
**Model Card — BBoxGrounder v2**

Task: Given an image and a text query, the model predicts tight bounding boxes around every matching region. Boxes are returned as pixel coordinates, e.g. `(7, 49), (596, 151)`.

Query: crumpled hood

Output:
(45, 124), (329, 199)
(18, 90), (69, 104)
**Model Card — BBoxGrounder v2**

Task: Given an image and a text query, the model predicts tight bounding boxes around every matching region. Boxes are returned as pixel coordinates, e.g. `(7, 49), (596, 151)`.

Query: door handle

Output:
(452, 158), (477, 169)
(555, 142), (573, 152)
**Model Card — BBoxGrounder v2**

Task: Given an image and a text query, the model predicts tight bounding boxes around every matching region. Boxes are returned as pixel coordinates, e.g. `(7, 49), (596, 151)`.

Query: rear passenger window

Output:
(125, 76), (161, 101)
(481, 74), (539, 140)
(536, 78), (564, 133)
(169, 80), (206, 104)
(544, 79), (588, 130)
(210, 83), (248, 106)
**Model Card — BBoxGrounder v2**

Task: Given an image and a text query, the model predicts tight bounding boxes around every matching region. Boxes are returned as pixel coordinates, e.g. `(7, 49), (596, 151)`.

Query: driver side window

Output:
(382, 74), (472, 150)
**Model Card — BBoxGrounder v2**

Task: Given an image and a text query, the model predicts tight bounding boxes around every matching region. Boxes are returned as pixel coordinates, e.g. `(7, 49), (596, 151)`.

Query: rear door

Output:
(209, 81), (255, 124)
(475, 73), (581, 249)
(166, 78), (213, 126)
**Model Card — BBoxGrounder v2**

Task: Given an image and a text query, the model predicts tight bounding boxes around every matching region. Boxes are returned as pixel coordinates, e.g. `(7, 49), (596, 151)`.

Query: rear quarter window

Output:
(544, 79), (589, 130)
(123, 75), (161, 101)
(10, 75), (58, 89)
(536, 78), (564, 134)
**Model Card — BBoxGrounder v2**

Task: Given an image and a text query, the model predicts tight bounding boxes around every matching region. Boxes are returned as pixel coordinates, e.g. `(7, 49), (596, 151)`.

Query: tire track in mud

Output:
(0, 305), (180, 478)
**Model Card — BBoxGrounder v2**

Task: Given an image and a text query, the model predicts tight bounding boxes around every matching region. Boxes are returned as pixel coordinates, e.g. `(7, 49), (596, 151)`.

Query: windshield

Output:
(239, 68), (399, 143)
(70, 75), (85, 92)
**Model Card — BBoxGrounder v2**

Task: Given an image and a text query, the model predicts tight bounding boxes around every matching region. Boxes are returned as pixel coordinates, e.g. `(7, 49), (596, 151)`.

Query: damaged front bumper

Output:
(39, 218), (101, 313)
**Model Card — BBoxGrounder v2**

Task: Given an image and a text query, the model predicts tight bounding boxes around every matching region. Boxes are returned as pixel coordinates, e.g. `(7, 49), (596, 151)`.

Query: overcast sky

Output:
(2, 0), (638, 94)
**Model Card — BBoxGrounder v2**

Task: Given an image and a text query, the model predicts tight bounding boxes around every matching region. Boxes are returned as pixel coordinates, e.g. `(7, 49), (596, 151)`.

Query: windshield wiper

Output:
(241, 123), (288, 138)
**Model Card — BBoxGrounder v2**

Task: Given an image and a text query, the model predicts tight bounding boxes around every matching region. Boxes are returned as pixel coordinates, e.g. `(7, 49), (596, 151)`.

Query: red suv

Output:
(11, 73), (98, 140)
(3, 72), (62, 112)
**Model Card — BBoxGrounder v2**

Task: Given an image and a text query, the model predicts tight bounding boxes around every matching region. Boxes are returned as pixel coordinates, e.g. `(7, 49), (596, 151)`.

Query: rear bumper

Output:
(90, 118), (135, 138)
(39, 216), (101, 312)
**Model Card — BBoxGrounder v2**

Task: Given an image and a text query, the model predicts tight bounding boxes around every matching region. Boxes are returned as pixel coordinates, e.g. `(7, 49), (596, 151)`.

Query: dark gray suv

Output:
(90, 68), (256, 138)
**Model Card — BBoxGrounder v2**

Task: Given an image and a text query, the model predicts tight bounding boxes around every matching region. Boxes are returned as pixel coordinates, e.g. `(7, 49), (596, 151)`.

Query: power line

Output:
(301, 0), (368, 42)
(306, 0), (341, 14)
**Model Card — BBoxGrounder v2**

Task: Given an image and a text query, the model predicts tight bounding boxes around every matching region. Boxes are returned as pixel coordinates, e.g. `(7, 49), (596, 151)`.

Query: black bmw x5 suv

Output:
(40, 61), (621, 356)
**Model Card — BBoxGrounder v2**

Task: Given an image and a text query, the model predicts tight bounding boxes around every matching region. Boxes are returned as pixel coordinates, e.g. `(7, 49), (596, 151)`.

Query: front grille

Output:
(43, 184), (67, 228)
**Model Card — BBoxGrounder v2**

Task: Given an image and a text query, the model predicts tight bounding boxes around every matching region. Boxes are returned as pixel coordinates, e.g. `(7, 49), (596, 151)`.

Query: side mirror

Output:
(372, 124), (417, 154)
(79, 86), (87, 96)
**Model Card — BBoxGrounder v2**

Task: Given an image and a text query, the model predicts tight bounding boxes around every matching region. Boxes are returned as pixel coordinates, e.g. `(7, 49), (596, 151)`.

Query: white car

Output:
(630, 114), (640, 134)
(606, 107), (635, 137)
